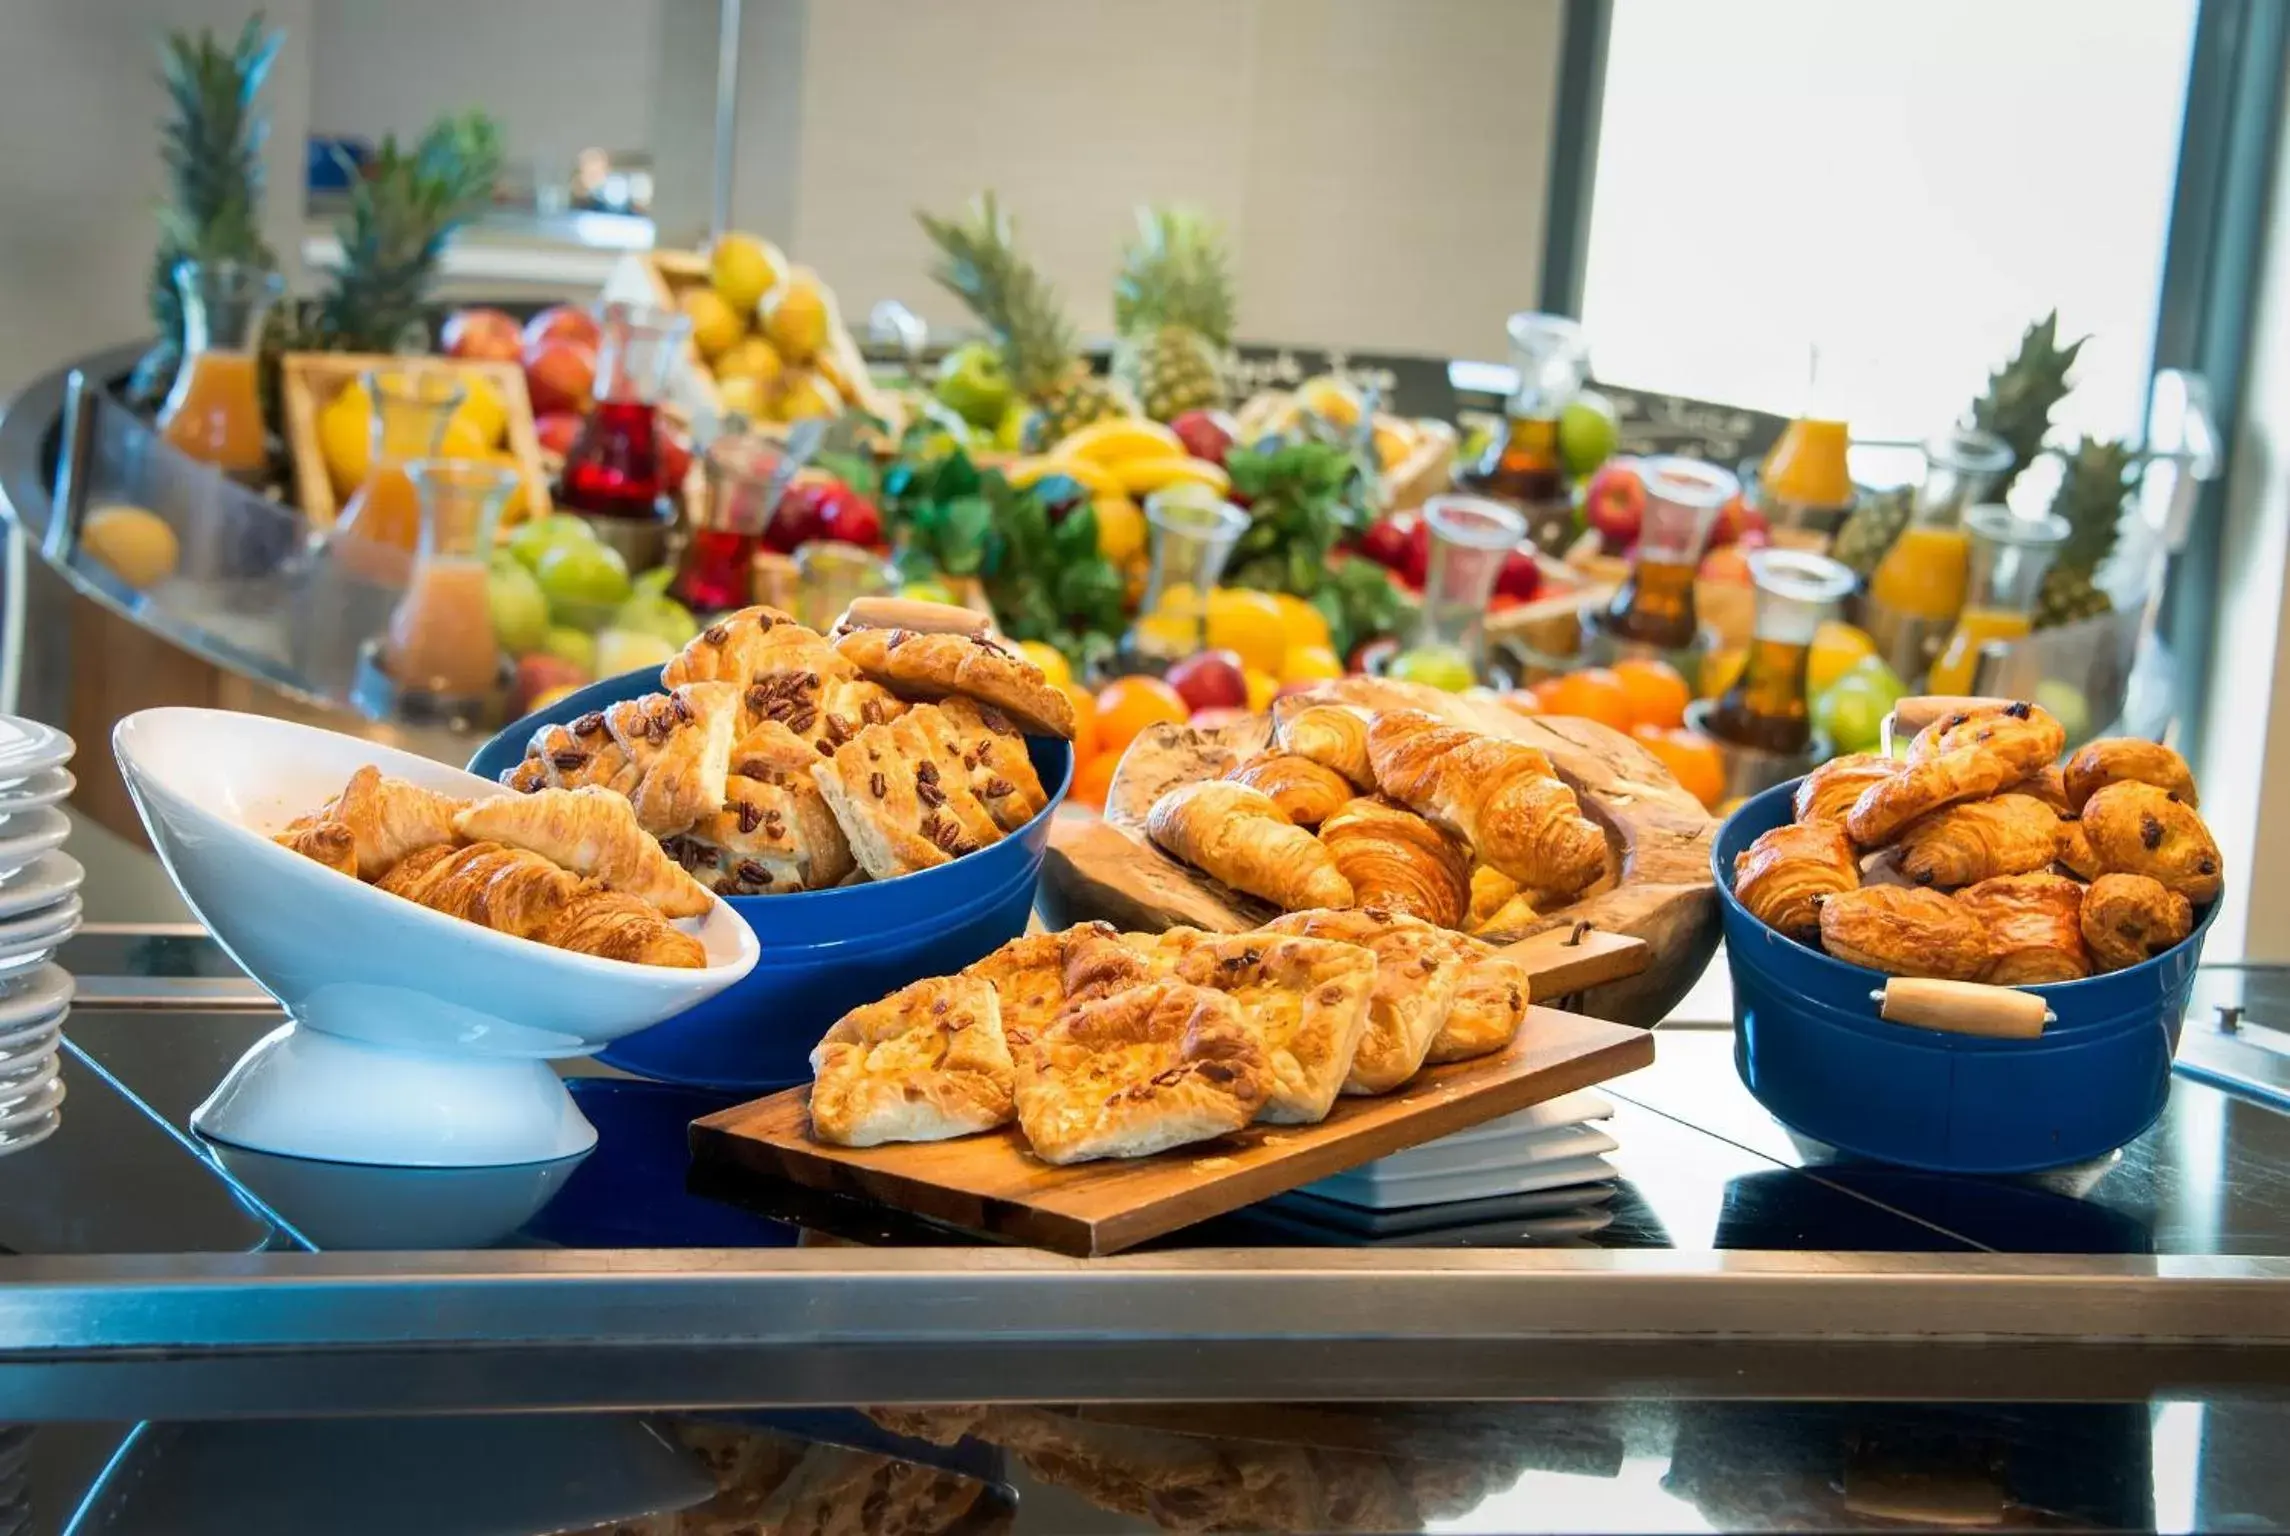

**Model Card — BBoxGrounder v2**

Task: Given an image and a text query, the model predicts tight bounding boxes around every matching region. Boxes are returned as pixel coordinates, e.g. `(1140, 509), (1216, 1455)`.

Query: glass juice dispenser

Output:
(1461, 312), (1589, 551)
(1394, 495), (1530, 687)
(1122, 484), (1249, 673)
(1589, 455), (1737, 661)
(333, 369), (462, 586)
(156, 258), (281, 486)
(676, 430), (780, 613)
(373, 459), (519, 717)
(1706, 548), (1857, 756)
(1865, 426), (2014, 681)
(558, 301), (691, 569)
(1926, 505), (2069, 696)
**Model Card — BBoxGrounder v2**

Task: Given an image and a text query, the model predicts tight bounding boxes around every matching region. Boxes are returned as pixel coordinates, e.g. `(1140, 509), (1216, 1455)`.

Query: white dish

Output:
(0, 852), (85, 921)
(0, 894), (81, 950)
(114, 707), (761, 1167)
(0, 767), (75, 818)
(0, 1061), (64, 1132)
(0, 964), (72, 1036)
(1395, 1090), (1614, 1152)
(210, 1140), (590, 1249)
(1347, 1122), (1620, 1182)
(0, 1017), (62, 1067)
(1305, 1153), (1620, 1211)
(0, 715), (73, 788)
(0, 808), (70, 880)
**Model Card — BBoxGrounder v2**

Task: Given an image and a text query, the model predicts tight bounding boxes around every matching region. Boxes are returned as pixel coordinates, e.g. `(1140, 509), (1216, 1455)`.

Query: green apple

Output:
(541, 625), (597, 673)
(1558, 390), (1620, 477)
(900, 578), (958, 605)
(612, 568), (700, 649)
(1388, 643), (1477, 692)
(1813, 656), (1906, 755)
(536, 539), (632, 629)
(487, 553), (550, 655)
(594, 626), (679, 678)
(507, 512), (596, 573)
(2033, 679), (2093, 743)
(934, 342), (1015, 429)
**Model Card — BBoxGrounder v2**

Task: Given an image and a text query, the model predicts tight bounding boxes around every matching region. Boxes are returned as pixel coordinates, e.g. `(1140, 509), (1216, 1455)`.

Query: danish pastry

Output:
(2008, 764), (2072, 814)
(2080, 780), (2222, 903)
(666, 763), (856, 896)
(1906, 700), (2067, 769)
(2079, 872), (2195, 973)
(1817, 886), (1991, 980)
(671, 606), (909, 759)
(1145, 781), (1355, 911)
(1367, 710), (1607, 897)
(1317, 797), (1472, 928)
(1892, 793), (2062, 889)
(1955, 871), (2092, 985)
(960, 932), (1068, 1063)
(1732, 821), (1858, 941)
(2064, 737), (2198, 811)
(1273, 704), (1374, 789)
(1224, 752), (1352, 828)
(1013, 980), (1269, 1163)
(1792, 753), (1897, 829)
(833, 625), (1077, 739)
(813, 703), (1012, 880)
(809, 974), (1015, 1146)
(1426, 943), (1533, 1064)
(1262, 908), (1470, 1093)
(504, 683), (740, 839)
(1165, 933), (1377, 1123)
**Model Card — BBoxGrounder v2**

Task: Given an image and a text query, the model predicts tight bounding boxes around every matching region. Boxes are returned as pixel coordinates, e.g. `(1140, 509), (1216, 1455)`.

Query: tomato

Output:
(1531, 667), (1635, 732)
(1094, 676), (1190, 758)
(1612, 657), (1690, 730)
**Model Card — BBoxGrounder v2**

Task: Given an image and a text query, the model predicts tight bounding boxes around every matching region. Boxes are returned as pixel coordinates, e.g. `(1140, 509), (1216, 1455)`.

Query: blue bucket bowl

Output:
(469, 667), (1073, 1091)
(1713, 779), (2217, 1174)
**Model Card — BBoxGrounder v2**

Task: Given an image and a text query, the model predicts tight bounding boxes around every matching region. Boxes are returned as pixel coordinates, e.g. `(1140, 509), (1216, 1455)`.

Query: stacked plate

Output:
(0, 715), (80, 1157)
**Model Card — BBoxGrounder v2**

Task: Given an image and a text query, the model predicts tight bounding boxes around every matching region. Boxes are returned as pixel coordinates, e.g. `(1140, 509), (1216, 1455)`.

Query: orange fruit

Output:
(1613, 657), (1690, 730)
(1062, 682), (1098, 751)
(1244, 668), (1279, 713)
(1070, 750), (1119, 809)
(1094, 676), (1189, 758)
(1281, 643), (1344, 684)
(1632, 723), (1726, 809)
(1494, 689), (1543, 716)
(1531, 667), (1634, 732)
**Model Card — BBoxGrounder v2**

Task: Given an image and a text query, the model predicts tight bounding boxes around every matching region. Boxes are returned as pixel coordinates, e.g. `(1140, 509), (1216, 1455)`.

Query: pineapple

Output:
(1830, 486), (1912, 577)
(129, 16), (283, 407)
(314, 113), (503, 353)
(1111, 206), (1235, 421)
(2035, 436), (2135, 628)
(1970, 312), (2087, 504)
(917, 193), (1129, 451)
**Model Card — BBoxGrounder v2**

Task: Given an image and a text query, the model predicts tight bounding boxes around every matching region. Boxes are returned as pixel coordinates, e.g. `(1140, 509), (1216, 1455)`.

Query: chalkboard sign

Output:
(1222, 345), (1461, 423)
(1591, 383), (1790, 467)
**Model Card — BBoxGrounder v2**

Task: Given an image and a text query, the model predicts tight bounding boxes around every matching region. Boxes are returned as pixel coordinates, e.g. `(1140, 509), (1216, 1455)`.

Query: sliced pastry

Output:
(915, 695), (1049, 832)
(503, 683), (740, 840)
(1367, 710), (1606, 897)
(666, 723), (855, 895)
(813, 703), (1010, 880)
(1013, 980), (1269, 1164)
(1145, 781), (1354, 911)
(1224, 752), (1352, 828)
(2080, 780), (2222, 903)
(808, 974), (1015, 1147)
(454, 785), (713, 917)
(1792, 753), (1897, 829)
(278, 764), (463, 880)
(1262, 908), (1471, 1094)
(1164, 932), (1377, 1123)
(1892, 793), (2061, 889)
(536, 889), (707, 969)
(1274, 703), (1375, 788)
(1816, 885), (1990, 980)
(1318, 796), (1472, 928)
(667, 606), (906, 760)
(833, 625), (1077, 739)
(1732, 821), (1858, 942)
(2080, 872), (2195, 974)
(1955, 871), (2092, 985)
(375, 841), (582, 939)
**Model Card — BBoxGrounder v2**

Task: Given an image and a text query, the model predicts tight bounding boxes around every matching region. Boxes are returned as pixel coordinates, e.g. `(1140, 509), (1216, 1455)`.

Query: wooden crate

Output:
(638, 248), (896, 425)
(279, 353), (547, 532)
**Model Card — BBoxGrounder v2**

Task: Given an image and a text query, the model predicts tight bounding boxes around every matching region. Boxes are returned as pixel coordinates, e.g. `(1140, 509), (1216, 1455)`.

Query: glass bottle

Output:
(382, 459), (518, 701)
(1707, 549), (1856, 755)
(558, 302), (690, 527)
(1460, 312), (1589, 550)
(1398, 494), (1527, 685)
(334, 369), (464, 585)
(795, 541), (894, 634)
(676, 430), (782, 613)
(1927, 506), (2070, 696)
(156, 259), (281, 485)
(1866, 426), (2014, 678)
(1597, 456), (1737, 651)
(1123, 483), (1249, 671)
(1757, 345), (1856, 532)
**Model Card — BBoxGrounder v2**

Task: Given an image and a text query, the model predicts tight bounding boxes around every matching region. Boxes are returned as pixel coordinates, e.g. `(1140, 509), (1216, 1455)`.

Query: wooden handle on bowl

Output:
(837, 595), (996, 637)
(1494, 924), (1651, 1000)
(1878, 977), (2048, 1039)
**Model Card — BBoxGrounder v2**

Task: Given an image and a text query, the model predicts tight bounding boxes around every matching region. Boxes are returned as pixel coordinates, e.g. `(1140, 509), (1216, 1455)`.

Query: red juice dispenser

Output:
(558, 301), (690, 570)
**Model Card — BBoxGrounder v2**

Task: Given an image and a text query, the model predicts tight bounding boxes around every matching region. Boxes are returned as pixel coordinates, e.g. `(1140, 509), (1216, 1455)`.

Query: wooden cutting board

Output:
(689, 927), (1655, 1257)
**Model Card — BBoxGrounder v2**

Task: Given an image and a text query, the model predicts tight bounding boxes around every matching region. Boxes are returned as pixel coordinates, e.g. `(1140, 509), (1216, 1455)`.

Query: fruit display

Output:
(494, 518), (699, 714)
(2035, 436), (2135, 627)
(641, 235), (883, 427)
(1110, 207), (1235, 422)
(292, 356), (549, 530)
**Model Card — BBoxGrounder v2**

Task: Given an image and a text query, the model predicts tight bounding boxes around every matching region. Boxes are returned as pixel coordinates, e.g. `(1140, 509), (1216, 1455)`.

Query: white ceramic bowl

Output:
(114, 707), (760, 1167)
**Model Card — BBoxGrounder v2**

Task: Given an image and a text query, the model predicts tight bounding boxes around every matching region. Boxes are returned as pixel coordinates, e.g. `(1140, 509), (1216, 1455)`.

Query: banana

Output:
(1051, 416), (1184, 465)
(1110, 455), (1232, 497)
(1006, 454), (1122, 499)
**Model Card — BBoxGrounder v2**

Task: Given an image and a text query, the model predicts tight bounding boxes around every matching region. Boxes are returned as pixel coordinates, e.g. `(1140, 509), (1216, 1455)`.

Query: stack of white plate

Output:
(0, 715), (81, 1156)
(1302, 1090), (1619, 1213)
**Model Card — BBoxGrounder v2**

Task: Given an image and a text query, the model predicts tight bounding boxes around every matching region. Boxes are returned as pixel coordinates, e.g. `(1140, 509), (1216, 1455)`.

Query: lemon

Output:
(762, 273), (830, 362)
(1372, 422), (1412, 471)
(1282, 643), (1344, 683)
(709, 232), (786, 317)
(318, 384), (372, 500)
(1296, 375), (1363, 430)
(773, 369), (842, 421)
(1270, 592), (1332, 653)
(680, 287), (745, 360)
(715, 335), (784, 389)
(716, 375), (769, 421)
(1205, 587), (1288, 675)
(82, 504), (180, 589)
(1016, 640), (1072, 688)
(438, 417), (489, 460)
(1806, 620), (1878, 696)
(1093, 495), (1146, 563)
(451, 375), (507, 449)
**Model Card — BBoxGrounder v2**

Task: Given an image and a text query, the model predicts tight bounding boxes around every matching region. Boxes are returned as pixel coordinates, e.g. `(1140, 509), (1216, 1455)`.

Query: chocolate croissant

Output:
(1793, 753), (1897, 830)
(1893, 793), (2062, 889)
(1318, 796), (1472, 927)
(2081, 780), (2222, 904)
(1367, 709), (1606, 897)
(1146, 781), (1355, 911)
(1225, 752), (1353, 828)
(1817, 886), (1990, 980)
(1906, 700), (2068, 768)
(1734, 821), (1858, 942)
(1955, 871), (2092, 985)
(2080, 872), (2194, 973)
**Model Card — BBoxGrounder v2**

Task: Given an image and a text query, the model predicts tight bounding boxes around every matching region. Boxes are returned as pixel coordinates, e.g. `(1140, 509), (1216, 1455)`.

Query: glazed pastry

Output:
(2081, 780), (2223, 903)
(1145, 781), (1355, 911)
(813, 703), (1012, 880)
(2064, 737), (2198, 811)
(505, 684), (741, 840)
(667, 606), (907, 758)
(1165, 933), (1377, 1123)
(672, 723), (856, 895)
(2055, 815), (2104, 881)
(1317, 797), (1472, 928)
(833, 625), (1077, 739)
(1262, 908), (1472, 1093)
(960, 933), (1068, 1064)
(1846, 740), (2051, 849)
(2008, 764), (2072, 814)
(920, 696), (1049, 832)
(375, 841), (581, 939)
(1793, 753), (1898, 829)
(1224, 752), (1352, 828)
(1956, 871), (2092, 985)
(1906, 700), (2068, 769)
(1273, 703), (1374, 789)
(1892, 794), (2062, 889)
(1426, 942), (1533, 1064)
(1058, 920), (1160, 1006)
(1367, 709), (1606, 896)
(1732, 821), (1858, 942)
(1817, 886), (1991, 981)
(274, 818), (357, 877)
(1467, 864), (1541, 937)
(454, 785), (713, 917)
(536, 889), (707, 969)
(808, 974), (1015, 1146)
(1013, 981), (1269, 1164)
(2080, 872), (2195, 974)
(278, 764), (463, 880)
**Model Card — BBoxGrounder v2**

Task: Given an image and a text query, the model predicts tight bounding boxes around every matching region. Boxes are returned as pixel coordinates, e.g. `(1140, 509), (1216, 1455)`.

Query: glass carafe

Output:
(1866, 426), (2014, 678)
(795, 541), (893, 634)
(382, 460), (517, 701)
(1757, 345), (1856, 532)
(559, 302), (690, 525)
(1927, 506), (2069, 696)
(1401, 494), (1527, 684)
(1123, 484), (1249, 670)
(156, 259), (281, 484)
(335, 370), (464, 585)
(1598, 456), (1737, 651)
(676, 430), (782, 612)
(1707, 549), (1856, 755)
(1461, 312), (1590, 550)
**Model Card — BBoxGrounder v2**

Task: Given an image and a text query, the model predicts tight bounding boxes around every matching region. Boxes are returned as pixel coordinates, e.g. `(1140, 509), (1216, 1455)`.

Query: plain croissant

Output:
(1275, 704), (1374, 789)
(453, 785), (714, 917)
(275, 765), (463, 880)
(1224, 752), (1352, 828)
(1145, 781), (1355, 911)
(1366, 710), (1606, 896)
(1318, 797), (1472, 927)
(376, 842), (704, 968)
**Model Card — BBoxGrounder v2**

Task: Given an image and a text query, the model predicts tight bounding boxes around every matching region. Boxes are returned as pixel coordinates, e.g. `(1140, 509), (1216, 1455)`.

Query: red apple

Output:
(1166, 649), (1249, 712)
(442, 307), (524, 363)
(511, 653), (590, 714)
(523, 305), (600, 357)
(1187, 707), (1251, 731)
(1358, 516), (1412, 571)
(1495, 547), (1543, 601)
(534, 410), (584, 457)
(1709, 492), (1749, 547)
(525, 341), (596, 416)
(816, 483), (883, 547)
(1584, 460), (1647, 550)
(1170, 409), (1238, 467)
(1698, 546), (1754, 584)
(765, 478), (833, 553)
(1398, 518), (1431, 588)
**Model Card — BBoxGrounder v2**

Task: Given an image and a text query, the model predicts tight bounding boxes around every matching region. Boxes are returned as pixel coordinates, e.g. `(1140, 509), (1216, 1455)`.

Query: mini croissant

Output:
(1145, 781), (1355, 911)
(1318, 797), (1471, 928)
(276, 765), (463, 880)
(1275, 704), (1374, 789)
(454, 786), (714, 917)
(1225, 752), (1352, 828)
(1367, 710), (1606, 897)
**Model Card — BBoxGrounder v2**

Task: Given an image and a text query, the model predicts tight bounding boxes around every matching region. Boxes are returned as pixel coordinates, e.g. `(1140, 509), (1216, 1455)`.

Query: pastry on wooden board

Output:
(1262, 908), (1469, 1094)
(1224, 752), (1352, 828)
(1164, 932), (1377, 1124)
(2080, 872), (2195, 974)
(1013, 980), (1270, 1164)
(833, 625), (1077, 739)
(534, 888), (707, 969)
(1955, 871), (2092, 985)
(455, 784), (713, 917)
(1891, 793), (2061, 889)
(1426, 943), (1534, 1064)
(809, 974), (1015, 1147)
(1365, 709), (1606, 897)
(1272, 703), (1375, 789)
(277, 764), (463, 880)
(1466, 864), (1541, 937)
(960, 933), (1068, 1063)
(1318, 797), (1472, 929)
(1145, 781), (1355, 912)
(1792, 753), (1897, 829)
(1816, 886), (1991, 981)
(1732, 821), (1858, 942)
(814, 704), (1011, 880)
(1058, 920), (1160, 1007)
(2080, 780), (2222, 904)
(2064, 737), (2199, 812)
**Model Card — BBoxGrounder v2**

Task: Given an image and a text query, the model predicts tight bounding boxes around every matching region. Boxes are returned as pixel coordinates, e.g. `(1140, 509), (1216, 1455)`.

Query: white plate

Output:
(1306, 1153), (1621, 1211)
(0, 893), (80, 946)
(0, 767), (74, 818)
(1348, 1123), (1621, 1182)
(1398, 1091), (1615, 1153)
(0, 1017), (62, 1065)
(0, 852), (84, 922)
(0, 716), (72, 788)
(0, 808), (69, 880)
(0, 965), (72, 1036)
(0, 1056), (62, 1123)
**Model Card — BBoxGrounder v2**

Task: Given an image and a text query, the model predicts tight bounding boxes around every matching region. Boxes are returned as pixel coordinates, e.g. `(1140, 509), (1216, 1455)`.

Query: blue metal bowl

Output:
(470, 667), (1073, 1090)
(1713, 779), (2216, 1174)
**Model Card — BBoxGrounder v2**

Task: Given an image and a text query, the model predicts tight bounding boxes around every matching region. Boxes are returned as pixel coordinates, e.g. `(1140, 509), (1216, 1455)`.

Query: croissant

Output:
(1892, 793), (2062, 889)
(2080, 872), (2194, 973)
(1275, 704), (1374, 789)
(2054, 815), (2104, 881)
(275, 818), (357, 877)
(453, 786), (713, 917)
(2081, 780), (2222, 903)
(1817, 886), (1990, 980)
(1225, 752), (1352, 828)
(1733, 821), (1858, 941)
(1145, 781), (1354, 911)
(1956, 872), (2092, 985)
(376, 841), (582, 939)
(2064, 738), (2198, 811)
(1846, 743), (2044, 848)
(1367, 710), (1606, 895)
(1318, 797), (1472, 927)
(1906, 700), (2068, 769)
(1793, 753), (1897, 829)
(536, 889), (707, 968)
(279, 765), (464, 880)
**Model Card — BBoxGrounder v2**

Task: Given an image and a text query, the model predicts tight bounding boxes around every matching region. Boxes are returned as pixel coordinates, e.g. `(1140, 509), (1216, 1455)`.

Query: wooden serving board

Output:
(1037, 676), (1720, 1027)
(691, 997), (1652, 1259)
(279, 352), (547, 532)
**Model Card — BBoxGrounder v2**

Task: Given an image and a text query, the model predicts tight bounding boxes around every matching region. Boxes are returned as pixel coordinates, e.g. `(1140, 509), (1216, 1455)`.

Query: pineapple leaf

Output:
(917, 192), (1082, 401)
(1114, 205), (1236, 347)
(1968, 311), (2088, 502)
(316, 112), (503, 353)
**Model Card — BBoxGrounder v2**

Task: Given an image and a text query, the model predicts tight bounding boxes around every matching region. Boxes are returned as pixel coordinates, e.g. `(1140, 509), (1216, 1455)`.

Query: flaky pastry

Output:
(809, 974), (1015, 1146)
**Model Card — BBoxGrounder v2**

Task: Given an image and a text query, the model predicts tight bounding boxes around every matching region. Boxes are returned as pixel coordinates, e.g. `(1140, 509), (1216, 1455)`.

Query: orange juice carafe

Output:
(334, 371), (465, 585)
(382, 459), (517, 702)
(1927, 505), (2069, 696)
(1597, 456), (1737, 653)
(1707, 549), (1856, 756)
(1759, 418), (1856, 531)
(1866, 426), (2013, 682)
(155, 259), (281, 485)
(1460, 312), (1590, 549)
